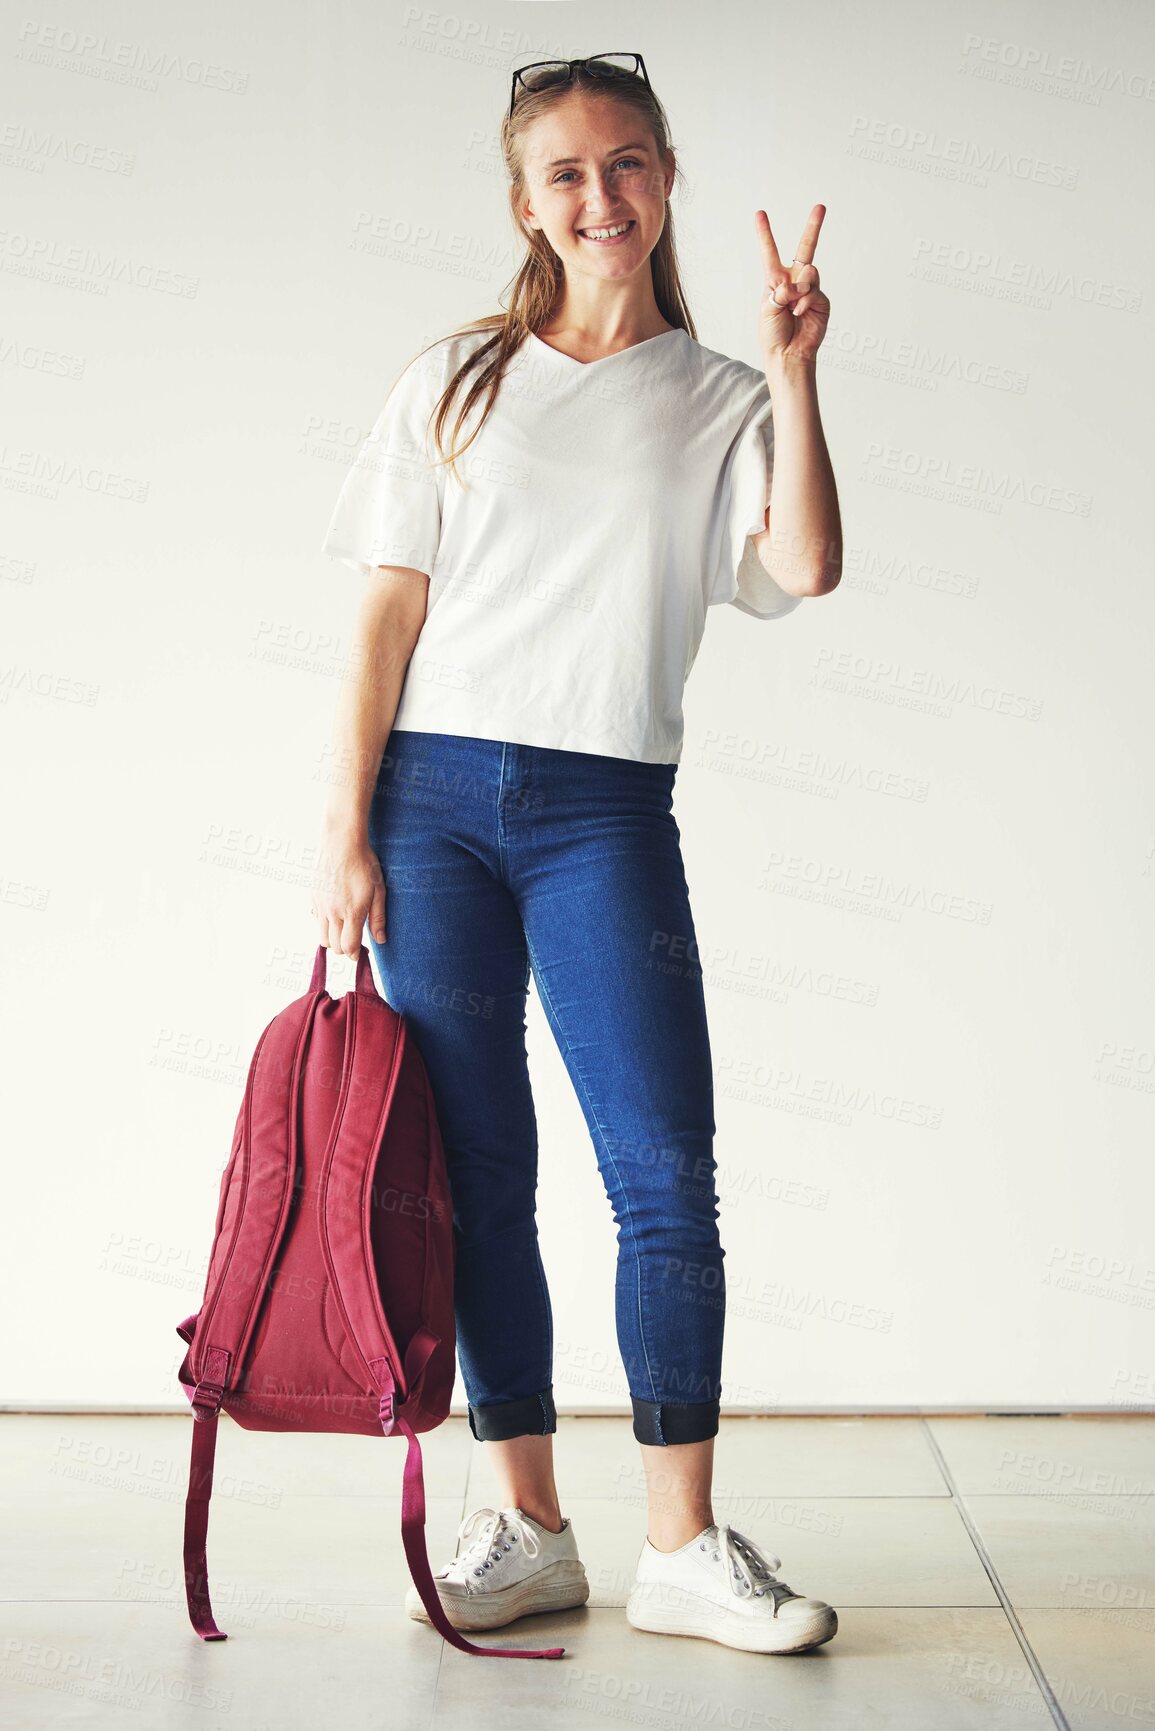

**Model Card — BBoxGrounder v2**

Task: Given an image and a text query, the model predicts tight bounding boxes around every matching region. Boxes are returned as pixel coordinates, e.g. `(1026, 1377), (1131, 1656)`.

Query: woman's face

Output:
(518, 93), (673, 284)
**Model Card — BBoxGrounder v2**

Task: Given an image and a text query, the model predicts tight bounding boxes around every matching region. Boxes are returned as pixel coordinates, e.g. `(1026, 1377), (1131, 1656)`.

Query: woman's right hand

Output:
(311, 829), (387, 956)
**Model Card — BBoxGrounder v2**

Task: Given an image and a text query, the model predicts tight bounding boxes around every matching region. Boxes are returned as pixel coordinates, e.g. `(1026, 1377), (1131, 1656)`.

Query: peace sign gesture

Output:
(756, 204), (830, 368)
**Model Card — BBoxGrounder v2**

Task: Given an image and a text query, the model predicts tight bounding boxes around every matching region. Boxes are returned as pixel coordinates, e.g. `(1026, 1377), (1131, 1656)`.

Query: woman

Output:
(312, 53), (841, 1657)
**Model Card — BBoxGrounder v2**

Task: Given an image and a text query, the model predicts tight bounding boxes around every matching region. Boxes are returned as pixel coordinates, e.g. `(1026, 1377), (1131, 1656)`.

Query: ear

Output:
(663, 146), (677, 200)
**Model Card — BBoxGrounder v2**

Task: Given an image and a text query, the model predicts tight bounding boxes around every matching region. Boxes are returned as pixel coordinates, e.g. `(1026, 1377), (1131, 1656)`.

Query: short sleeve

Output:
(320, 345), (446, 578)
(708, 399), (802, 622)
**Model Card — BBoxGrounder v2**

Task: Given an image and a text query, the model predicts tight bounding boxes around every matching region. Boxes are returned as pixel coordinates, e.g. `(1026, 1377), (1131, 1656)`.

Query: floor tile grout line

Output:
(0, 1597), (1063, 1609)
(920, 1419), (1071, 1731)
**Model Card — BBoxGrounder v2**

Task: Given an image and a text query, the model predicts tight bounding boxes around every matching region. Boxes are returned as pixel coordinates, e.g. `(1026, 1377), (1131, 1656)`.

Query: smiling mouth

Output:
(577, 220), (636, 243)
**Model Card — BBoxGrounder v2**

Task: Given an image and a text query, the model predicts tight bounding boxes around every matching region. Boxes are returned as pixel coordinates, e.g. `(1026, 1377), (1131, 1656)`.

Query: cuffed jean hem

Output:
(631, 1396), (721, 1446)
(468, 1386), (558, 1441)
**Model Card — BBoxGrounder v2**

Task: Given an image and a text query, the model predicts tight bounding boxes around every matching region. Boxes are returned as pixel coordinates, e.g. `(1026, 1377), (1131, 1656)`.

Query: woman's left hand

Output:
(756, 204), (830, 368)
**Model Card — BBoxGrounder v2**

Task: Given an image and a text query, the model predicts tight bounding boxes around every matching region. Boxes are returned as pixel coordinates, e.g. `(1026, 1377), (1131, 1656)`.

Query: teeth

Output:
(580, 221), (632, 240)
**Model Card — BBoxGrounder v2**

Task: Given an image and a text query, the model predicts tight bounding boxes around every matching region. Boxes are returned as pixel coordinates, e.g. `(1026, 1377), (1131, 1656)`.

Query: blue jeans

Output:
(366, 729), (726, 1446)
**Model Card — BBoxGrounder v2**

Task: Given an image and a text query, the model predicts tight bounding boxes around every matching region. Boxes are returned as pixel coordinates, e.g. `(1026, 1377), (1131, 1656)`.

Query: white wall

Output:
(3, 0), (1153, 1411)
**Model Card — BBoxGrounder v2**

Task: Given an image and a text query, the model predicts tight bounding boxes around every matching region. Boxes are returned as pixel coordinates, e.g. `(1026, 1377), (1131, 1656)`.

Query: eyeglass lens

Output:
(518, 54), (640, 97)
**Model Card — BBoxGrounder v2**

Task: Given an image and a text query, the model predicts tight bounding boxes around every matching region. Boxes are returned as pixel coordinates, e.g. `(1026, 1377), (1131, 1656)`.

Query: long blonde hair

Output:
(411, 65), (697, 488)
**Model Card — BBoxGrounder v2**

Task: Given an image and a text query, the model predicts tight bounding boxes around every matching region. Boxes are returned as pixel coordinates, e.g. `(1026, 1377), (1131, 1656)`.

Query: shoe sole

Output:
(626, 1584), (838, 1655)
(406, 1560), (590, 1632)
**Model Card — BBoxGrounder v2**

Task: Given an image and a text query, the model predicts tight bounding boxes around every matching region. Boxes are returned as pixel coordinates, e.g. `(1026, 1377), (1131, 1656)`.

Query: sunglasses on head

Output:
(508, 53), (651, 123)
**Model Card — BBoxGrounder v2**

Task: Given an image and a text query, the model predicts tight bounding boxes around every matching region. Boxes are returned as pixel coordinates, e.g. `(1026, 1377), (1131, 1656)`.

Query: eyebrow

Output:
(545, 142), (650, 168)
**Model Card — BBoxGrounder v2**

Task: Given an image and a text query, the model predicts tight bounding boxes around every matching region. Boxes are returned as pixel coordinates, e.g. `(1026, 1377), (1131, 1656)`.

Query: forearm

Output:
(322, 568), (427, 842)
(759, 357), (842, 596)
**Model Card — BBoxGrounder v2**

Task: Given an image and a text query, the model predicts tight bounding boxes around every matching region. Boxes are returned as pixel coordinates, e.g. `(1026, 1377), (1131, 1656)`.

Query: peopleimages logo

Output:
(15, 21), (249, 93)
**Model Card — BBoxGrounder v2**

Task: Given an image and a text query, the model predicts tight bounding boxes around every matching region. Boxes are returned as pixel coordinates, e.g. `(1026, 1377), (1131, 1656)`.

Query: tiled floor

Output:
(2, 1413), (1152, 1730)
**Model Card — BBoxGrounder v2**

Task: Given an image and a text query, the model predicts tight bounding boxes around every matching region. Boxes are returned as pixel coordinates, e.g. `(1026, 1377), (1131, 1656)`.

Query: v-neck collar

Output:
(526, 328), (684, 370)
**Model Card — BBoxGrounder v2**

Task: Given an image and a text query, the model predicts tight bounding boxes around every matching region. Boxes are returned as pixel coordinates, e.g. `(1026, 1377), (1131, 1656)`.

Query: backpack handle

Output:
(310, 943), (379, 999)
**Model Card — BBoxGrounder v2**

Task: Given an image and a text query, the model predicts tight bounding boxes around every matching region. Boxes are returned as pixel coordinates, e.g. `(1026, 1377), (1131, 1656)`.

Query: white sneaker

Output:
(405, 1505), (590, 1632)
(626, 1520), (838, 1655)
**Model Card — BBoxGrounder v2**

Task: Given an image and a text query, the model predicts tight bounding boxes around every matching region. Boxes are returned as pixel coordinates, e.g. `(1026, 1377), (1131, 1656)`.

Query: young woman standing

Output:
(313, 53), (841, 1656)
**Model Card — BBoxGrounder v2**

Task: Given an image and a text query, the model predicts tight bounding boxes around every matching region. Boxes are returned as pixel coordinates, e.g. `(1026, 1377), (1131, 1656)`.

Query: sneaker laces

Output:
(710, 1522), (799, 1607)
(449, 1507), (542, 1594)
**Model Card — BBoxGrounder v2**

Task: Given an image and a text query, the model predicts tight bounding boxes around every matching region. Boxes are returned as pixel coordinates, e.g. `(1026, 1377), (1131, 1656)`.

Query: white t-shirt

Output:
(320, 325), (802, 764)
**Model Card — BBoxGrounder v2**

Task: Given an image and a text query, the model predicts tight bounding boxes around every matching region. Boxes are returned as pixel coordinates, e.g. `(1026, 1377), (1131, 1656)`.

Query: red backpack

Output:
(175, 944), (565, 1661)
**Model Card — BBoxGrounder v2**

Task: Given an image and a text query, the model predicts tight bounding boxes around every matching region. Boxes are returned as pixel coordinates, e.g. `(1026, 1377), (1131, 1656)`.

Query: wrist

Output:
(763, 352), (818, 394)
(322, 808), (369, 848)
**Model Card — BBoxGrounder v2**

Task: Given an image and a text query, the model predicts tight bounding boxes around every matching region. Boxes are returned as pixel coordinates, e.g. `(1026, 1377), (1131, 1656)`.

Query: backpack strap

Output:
(183, 1390), (227, 1640)
(321, 967), (565, 1660)
(174, 1315), (228, 1637)
(176, 988), (319, 1642)
(389, 1407), (566, 1660)
(190, 995), (315, 1393)
(317, 988), (408, 1387)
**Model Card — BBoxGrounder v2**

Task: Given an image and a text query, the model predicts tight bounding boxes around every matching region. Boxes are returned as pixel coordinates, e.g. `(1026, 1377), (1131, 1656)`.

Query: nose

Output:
(582, 171), (621, 215)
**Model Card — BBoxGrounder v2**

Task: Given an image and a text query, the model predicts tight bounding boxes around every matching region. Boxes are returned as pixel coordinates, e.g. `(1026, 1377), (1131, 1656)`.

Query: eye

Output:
(552, 157), (644, 185)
